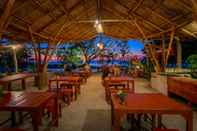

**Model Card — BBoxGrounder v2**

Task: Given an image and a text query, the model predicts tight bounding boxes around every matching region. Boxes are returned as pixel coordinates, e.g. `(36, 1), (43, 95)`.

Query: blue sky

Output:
(128, 39), (144, 54)
(1, 37), (145, 54)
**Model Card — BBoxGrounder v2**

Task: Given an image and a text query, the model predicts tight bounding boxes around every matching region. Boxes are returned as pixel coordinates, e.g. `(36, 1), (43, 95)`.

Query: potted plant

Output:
(116, 90), (128, 105)
(187, 54), (197, 79)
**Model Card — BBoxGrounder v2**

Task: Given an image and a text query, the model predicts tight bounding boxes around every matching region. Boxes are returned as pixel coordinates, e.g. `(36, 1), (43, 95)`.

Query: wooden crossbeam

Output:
(31, 0), (56, 20)
(129, 0), (144, 13)
(0, 0), (15, 38)
(113, 0), (164, 32)
(37, 2), (94, 33)
(145, 8), (174, 25)
(133, 20), (147, 39)
(10, 23), (51, 40)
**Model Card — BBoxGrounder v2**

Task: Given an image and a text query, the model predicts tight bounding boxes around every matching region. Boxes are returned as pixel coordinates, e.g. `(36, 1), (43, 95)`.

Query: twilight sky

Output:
(127, 39), (144, 54)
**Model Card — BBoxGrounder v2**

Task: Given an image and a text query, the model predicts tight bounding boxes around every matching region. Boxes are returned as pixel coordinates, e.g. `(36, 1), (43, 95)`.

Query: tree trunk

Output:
(35, 65), (48, 89)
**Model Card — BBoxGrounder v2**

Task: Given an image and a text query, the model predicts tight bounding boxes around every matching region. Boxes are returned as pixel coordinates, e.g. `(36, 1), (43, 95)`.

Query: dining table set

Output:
(103, 75), (193, 131)
(0, 72), (88, 131)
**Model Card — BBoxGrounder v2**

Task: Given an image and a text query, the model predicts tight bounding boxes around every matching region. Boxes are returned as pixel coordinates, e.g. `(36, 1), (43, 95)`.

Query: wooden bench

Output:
(0, 128), (25, 131)
(154, 128), (179, 131)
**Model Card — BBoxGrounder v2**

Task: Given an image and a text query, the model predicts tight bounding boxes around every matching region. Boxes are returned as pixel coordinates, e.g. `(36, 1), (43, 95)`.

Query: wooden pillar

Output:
(162, 34), (166, 72)
(191, 0), (197, 21)
(176, 37), (182, 70)
(12, 47), (18, 73)
(0, 0), (15, 38)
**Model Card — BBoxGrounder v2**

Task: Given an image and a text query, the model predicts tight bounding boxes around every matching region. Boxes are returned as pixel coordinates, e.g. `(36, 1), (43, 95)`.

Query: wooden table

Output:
(111, 93), (193, 131)
(0, 91), (58, 131)
(49, 76), (81, 99)
(103, 76), (134, 103)
(72, 70), (90, 83)
(104, 76), (134, 91)
(0, 73), (33, 90)
(49, 76), (81, 89)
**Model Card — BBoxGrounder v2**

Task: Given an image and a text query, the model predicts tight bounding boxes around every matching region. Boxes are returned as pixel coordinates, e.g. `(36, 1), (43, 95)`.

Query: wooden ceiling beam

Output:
(177, 0), (192, 11)
(132, 13), (164, 31)
(66, 24), (95, 39)
(129, 0), (144, 13)
(29, 6), (60, 28)
(49, 0), (75, 20)
(145, 7), (174, 25)
(10, 23), (51, 40)
(145, 20), (191, 39)
(50, 7), (95, 35)
(112, 0), (164, 32)
(133, 20), (147, 39)
(12, 0), (29, 14)
(31, 0), (56, 20)
(13, 15), (31, 25)
(37, 1), (92, 34)
(0, 0), (15, 38)
(104, 33), (129, 40)
(76, 29), (95, 41)
(59, 25), (95, 41)
(103, 7), (153, 34)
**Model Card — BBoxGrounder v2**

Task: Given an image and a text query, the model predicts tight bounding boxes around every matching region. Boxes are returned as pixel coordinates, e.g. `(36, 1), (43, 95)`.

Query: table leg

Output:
(137, 114), (142, 130)
(31, 110), (42, 131)
(111, 101), (114, 126)
(151, 114), (156, 131)
(8, 82), (12, 91)
(157, 114), (162, 128)
(18, 112), (23, 124)
(186, 112), (193, 131)
(52, 96), (59, 127)
(22, 79), (26, 90)
(113, 110), (122, 131)
(11, 112), (16, 127)
(48, 81), (51, 91)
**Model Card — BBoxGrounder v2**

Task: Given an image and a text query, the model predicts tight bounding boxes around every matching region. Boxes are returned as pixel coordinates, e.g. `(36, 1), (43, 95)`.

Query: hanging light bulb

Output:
(96, 23), (103, 33)
(97, 42), (104, 50)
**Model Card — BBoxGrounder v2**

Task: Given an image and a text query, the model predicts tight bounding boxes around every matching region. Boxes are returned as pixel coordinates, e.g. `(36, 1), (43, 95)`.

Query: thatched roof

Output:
(0, 0), (195, 42)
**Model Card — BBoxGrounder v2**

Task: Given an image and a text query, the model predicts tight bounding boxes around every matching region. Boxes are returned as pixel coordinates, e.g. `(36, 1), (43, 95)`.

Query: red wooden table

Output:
(103, 76), (134, 103)
(72, 70), (90, 83)
(49, 76), (82, 99)
(104, 76), (134, 91)
(0, 73), (33, 90)
(0, 91), (58, 131)
(111, 93), (193, 131)
(48, 76), (81, 90)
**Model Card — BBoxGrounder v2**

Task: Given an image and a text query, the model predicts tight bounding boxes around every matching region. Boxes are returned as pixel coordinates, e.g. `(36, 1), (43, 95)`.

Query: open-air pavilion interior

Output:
(0, 0), (197, 131)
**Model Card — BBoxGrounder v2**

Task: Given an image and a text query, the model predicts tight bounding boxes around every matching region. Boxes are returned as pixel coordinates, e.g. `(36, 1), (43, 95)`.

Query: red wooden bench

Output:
(154, 128), (179, 131)
(0, 128), (25, 131)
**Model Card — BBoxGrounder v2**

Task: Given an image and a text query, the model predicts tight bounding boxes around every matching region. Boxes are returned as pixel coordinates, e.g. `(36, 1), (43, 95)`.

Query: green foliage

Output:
(187, 54), (197, 78)
(63, 46), (82, 68)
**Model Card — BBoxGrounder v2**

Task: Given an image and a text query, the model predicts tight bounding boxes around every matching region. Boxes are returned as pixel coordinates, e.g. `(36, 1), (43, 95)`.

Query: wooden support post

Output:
(175, 37), (182, 71)
(162, 34), (166, 71)
(28, 19), (67, 88)
(134, 20), (161, 73)
(0, 0), (15, 38)
(191, 0), (197, 21)
(165, 28), (175, 66)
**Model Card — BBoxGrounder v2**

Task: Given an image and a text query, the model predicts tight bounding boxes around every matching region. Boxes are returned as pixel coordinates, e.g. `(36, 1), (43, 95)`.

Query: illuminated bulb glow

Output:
(94, 19), (104, 33)
(96, 23), (104, 33)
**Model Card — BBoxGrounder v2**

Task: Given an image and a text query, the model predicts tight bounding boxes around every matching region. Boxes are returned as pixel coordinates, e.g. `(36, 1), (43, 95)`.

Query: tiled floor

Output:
(0, 74), (196, 131)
